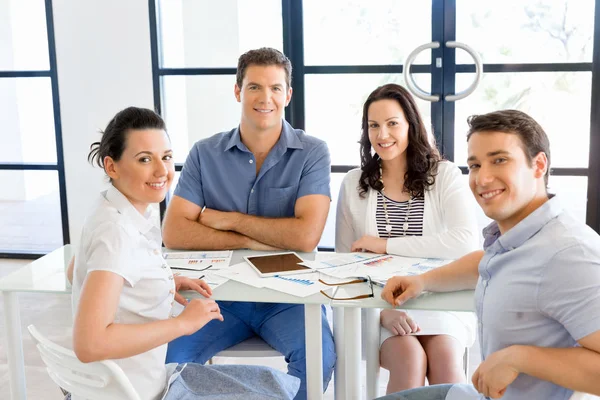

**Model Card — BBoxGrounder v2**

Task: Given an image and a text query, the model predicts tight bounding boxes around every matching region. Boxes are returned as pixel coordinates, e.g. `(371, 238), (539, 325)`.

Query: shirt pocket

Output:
(264, 185), (298, 217)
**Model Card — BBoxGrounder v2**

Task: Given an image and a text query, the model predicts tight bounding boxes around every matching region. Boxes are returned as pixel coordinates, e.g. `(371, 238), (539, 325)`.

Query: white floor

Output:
(0, 258), (480, 400)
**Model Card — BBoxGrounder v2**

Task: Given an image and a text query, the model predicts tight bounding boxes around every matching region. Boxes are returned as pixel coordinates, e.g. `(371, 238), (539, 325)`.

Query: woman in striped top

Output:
(335, 84), (481, 394)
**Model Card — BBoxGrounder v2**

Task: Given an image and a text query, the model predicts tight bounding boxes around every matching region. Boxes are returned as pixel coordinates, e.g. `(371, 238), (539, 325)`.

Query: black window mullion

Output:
(282, 0), (305, 130)
(440, 0), (457, 161)
(431, 0), (446, 155)
(45, 0), (69, 245)
(585, 0), (600, 232)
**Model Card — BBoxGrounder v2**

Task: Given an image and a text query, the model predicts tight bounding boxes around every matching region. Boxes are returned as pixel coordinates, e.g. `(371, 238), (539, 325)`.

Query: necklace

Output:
(379, 165), (412, 238)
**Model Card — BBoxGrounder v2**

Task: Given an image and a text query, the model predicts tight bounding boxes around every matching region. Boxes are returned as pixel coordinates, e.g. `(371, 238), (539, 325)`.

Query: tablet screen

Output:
(245, 253), (310, 275)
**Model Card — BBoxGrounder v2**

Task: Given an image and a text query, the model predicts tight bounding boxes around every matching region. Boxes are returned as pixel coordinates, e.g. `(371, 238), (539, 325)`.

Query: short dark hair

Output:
(236, 47), (292, 89)
(359, 84), (441, 198)
(88, 107), (167, 177)
(466, 109), (551, 186)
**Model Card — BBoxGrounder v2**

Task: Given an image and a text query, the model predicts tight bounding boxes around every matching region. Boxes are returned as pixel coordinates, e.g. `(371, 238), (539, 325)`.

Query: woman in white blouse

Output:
(335, 84), (480, 394)
(70, 107), (299, 400)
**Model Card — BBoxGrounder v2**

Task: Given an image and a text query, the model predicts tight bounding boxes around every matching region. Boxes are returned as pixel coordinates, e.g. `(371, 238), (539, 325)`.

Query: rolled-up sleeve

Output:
(297, 141), (331, 199)
(173, 144), (205, 207)
(538, 244), (600, 341)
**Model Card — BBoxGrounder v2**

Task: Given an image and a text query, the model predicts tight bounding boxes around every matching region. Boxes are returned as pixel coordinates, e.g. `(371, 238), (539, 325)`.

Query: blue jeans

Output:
(376, 384), (484, 400)
(164, 363), (300, 399)
(166, 302), (336, 400)
(376, 384), (454, 400)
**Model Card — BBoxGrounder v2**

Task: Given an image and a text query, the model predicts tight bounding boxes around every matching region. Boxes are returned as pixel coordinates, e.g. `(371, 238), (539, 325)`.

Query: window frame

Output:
(0, 0), (69, 258)
(149, 0), (600, 249)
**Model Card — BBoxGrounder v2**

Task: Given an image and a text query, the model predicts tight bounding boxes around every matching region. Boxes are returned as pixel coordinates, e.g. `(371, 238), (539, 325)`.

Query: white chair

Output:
(28, 325), (140, 400)
(570, 392), (600, 400)
(209, 335), (282, 363)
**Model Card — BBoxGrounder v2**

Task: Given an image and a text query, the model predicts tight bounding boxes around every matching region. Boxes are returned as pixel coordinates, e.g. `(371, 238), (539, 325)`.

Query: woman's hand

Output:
(351, 235), (387, 253)
(380, 309), (420, 335)
(177, 298), (224, 335)
(173, 276), (212, 305)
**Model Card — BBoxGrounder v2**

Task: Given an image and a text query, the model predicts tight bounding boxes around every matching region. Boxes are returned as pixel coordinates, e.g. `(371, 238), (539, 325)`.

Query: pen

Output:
(371, 279), (385, 288)
(171, 265), (215, 272)
(198, 275), (205, 280)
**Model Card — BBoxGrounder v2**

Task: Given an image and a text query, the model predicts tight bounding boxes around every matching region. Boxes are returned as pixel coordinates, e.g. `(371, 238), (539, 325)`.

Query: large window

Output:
(0, 0), (68, 257)
(151, 0), (600, 249)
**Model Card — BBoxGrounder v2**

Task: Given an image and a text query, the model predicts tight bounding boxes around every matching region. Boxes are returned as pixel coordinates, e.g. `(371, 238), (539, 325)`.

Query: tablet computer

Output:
(244, 252), (312, 277)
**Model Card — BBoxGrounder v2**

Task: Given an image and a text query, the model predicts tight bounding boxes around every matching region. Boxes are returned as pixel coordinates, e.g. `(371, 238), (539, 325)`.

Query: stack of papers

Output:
(311, 253), (452, 285)
(214, 262), (330, 297)
(164, 250), (234, 290)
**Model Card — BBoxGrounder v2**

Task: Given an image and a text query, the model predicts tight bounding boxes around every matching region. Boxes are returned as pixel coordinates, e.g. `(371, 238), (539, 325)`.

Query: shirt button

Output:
(249, 159), (254, 164)
(153, 249), (160, 255)
(162, 264), (167, 269)
(169, 275), (174, 280)
(251, 189), (254, 194)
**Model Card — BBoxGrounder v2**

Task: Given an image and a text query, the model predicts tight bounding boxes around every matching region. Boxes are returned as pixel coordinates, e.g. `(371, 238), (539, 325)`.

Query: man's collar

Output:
(224, 119), (303, 152)
(483, 194), (562, 252)
(105, 185), (156, 235)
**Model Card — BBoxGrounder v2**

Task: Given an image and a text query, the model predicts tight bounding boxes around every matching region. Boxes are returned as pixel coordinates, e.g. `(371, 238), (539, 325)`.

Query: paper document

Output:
(172, 270), (229, 290)
(163, 250), (233, 269)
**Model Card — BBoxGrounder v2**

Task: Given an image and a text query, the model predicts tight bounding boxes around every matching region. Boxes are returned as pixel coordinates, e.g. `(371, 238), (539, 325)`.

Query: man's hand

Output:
(381, 275), (425, 306)
(173, 276), (212, 305)
(472, 346), (520, 399)
(380, 309), (420, 335)
(199, 208), (240, 232)
(351, 235), (387, 254)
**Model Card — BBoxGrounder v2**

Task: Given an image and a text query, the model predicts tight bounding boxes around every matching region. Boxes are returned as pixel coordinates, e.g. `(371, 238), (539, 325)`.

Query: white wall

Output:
(52, 0), (154, 246)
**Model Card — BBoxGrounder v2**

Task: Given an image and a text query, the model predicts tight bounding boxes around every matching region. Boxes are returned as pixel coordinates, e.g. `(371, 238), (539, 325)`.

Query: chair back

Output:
(570, 392), (600, 400)
(28, 325), (140, 400)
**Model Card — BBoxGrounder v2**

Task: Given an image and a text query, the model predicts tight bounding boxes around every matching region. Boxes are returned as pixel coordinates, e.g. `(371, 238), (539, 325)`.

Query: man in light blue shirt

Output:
(162, 48), (334, 400)
(378, 110), (600, 399)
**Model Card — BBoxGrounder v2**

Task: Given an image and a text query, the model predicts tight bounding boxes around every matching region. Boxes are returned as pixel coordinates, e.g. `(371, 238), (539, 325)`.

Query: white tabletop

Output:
(0, 245), (475, 312)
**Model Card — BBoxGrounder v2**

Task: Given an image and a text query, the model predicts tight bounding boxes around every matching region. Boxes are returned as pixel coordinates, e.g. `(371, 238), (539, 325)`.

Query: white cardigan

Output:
(335, 161), (481, 348)
(335, 161), (480, 258)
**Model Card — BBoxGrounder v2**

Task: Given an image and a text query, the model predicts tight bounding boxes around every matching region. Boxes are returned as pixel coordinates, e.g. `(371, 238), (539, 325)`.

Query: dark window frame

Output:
(0, 0), (69, 259)
(149, 0), (600, 248)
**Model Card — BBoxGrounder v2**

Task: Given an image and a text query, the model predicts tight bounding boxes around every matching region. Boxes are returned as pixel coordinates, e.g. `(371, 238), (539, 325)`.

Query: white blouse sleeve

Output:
(386, 162), (480, 259)
(84, 222), (141, 286)
(335, 173), (357, 253)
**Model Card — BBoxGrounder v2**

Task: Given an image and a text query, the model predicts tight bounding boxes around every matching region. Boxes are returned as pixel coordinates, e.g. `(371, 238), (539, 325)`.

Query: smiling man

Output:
(161, 47), (334, 400)
(377, 110), (600, 400)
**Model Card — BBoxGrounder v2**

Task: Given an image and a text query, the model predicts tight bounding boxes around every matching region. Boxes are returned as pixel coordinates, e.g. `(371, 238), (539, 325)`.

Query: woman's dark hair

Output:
(88, 107), (167, 171)
(359, 84), (441, 197)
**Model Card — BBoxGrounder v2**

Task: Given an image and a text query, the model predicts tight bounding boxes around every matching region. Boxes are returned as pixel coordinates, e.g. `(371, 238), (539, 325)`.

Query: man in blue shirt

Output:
(378, 110), (600, 400)
(162, 47), (335, 399)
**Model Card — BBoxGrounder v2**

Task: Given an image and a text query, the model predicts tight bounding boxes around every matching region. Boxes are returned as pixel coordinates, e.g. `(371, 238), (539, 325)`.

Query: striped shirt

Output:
(376, 192), (425, 237)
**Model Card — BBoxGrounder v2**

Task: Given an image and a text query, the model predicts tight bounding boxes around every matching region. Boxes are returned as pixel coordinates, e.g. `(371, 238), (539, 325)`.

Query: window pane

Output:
(158, 0), (283, 68)
(305, 74), (431, 166)
(0, 77), (57, 163)
(319, 173), (346, 249)
(454, 72), (591, 168)
(0, 170), (63, 253)
(162, 75), (241, 163)
(457, 0), (594, 64)
(549, 176), (587, 223)
(303, 0), (432, 66)
(0, 0), (49, 70)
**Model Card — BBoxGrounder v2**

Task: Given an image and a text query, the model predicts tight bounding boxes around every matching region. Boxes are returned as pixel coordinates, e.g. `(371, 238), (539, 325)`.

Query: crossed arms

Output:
(162, 193), (330, 252)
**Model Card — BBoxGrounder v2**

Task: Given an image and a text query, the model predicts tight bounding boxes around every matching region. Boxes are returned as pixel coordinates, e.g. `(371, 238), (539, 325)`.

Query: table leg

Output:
(305, 304), (323, 400)
(344, 308), (361, 399)
(2, 292), (26, 400)
(365, 308), (381, 399)
(333, 307), (345, 400)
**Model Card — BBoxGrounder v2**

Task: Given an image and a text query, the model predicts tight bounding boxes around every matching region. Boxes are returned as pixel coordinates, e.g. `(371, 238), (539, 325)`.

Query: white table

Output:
(0, 246), (475, 400)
